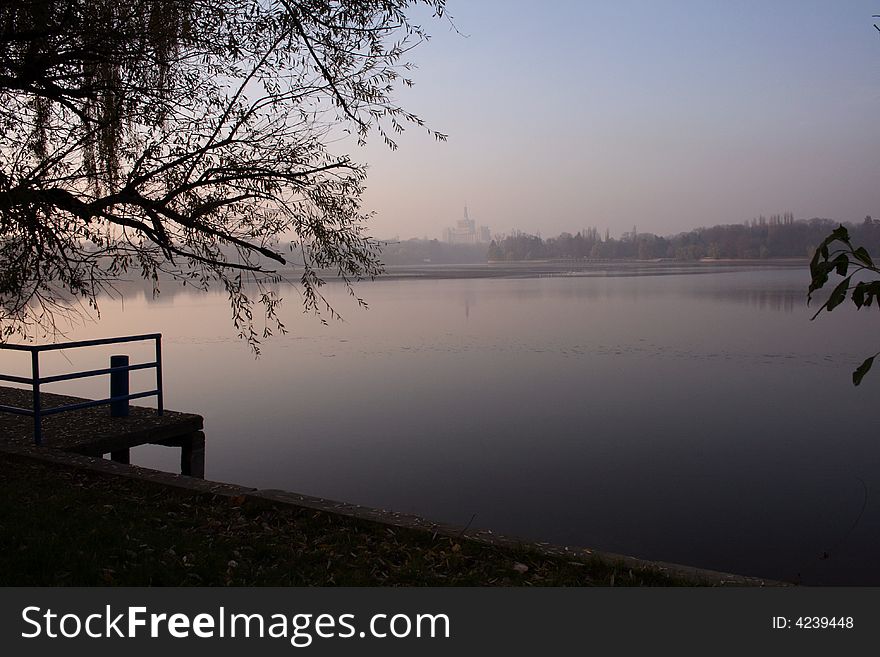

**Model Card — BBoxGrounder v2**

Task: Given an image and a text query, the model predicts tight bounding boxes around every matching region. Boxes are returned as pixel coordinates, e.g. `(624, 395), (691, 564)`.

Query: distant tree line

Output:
(375, 216), (880, 265)
(378, 239), (488, 265)
(487, 215), (880, 262)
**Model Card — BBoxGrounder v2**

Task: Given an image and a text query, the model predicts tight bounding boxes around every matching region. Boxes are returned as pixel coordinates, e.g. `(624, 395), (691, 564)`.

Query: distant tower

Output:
(444, 204), (490, 244)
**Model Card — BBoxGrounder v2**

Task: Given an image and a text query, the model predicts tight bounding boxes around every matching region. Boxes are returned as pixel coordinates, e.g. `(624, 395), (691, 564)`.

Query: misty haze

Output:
(3, 0), (880, 591)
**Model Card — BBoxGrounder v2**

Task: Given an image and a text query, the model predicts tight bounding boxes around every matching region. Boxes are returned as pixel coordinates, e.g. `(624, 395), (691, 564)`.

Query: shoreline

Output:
(332, 258), (808, 283)
(122, 258), (809, 289)
(0, 438), (782, 587)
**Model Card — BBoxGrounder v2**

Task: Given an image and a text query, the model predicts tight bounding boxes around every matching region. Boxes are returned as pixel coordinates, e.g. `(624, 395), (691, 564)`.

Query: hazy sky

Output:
(352, 0), (880, 240)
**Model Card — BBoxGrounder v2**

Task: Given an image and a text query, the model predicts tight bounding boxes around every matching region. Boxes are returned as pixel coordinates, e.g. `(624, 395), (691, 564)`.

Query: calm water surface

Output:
(6, 266), (880, 584)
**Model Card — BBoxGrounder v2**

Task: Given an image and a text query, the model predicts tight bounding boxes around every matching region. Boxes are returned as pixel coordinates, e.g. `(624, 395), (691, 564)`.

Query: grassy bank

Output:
(0, 451), (770, 586)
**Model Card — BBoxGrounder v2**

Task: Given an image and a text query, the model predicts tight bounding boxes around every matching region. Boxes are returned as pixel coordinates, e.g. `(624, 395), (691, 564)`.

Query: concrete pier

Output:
(0, 386), (204, 477)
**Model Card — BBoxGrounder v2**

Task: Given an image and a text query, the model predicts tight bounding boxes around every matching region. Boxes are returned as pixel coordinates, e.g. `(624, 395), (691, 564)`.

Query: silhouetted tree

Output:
(0, 0), (446, 350)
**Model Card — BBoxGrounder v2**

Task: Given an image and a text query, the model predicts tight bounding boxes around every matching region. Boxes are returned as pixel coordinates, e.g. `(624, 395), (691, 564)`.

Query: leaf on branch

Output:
(809, 226), (880, 385)
(811, 225), (850, 280)
(853, 247), (874, 268)
(825, 276), (852, 312)
(809, 247), (821, 270)
(812, 275), (851, 319)
(853, 355), (875, 386)
(852, 281), (866, 309)
(807, 261), (831, 299)
(830, 224), (851, 246)
(864, 282), (880, 308)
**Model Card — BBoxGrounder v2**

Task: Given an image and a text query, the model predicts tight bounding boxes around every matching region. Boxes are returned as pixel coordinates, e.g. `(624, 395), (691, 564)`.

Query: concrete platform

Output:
(0, 386), (204, 475)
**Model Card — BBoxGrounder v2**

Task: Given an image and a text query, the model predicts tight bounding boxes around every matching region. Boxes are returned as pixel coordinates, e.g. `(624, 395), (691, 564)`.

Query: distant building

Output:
(443, 206), (491, 244)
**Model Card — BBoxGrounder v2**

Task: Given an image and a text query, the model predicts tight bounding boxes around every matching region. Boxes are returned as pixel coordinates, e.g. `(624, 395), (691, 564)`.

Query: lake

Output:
(4, 264), (880, 584)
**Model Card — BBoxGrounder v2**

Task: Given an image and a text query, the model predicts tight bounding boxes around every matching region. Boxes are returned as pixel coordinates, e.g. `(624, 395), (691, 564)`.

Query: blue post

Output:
(110, 355), (129, 417)
(155, 335), (164, 416)
(31, 350), (41, 445)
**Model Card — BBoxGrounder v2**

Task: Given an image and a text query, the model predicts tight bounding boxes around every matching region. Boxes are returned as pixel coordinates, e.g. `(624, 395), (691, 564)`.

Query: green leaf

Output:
(810, 255), (829, 278)
(853, 281), (866, 308)
(808, 261), (832, 298)
(863, 281), (880, 308)
(853, 355), (875, 386)
(832, 253), (849, 276)
(853, 247), (874, 268)
(825, 276), (852, 312)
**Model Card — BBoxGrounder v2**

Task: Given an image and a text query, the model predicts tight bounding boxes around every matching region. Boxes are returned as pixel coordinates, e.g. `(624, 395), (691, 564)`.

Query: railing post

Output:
(155, 335), (164, 416)
(31, 350), (41, 446)
(110, 355), (129, 417)
(2, 335), (166, 429)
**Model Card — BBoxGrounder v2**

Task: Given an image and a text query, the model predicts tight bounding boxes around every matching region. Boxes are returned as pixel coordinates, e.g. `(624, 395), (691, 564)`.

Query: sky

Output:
(350, 0), (880, 241)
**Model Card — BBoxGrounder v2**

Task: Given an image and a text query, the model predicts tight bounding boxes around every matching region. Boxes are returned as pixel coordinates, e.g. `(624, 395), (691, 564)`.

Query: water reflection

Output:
(92, 264), (808, 314)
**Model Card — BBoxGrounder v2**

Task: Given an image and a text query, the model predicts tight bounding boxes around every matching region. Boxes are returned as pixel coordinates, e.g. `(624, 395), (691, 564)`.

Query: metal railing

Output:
(0, 333), (164, 445)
